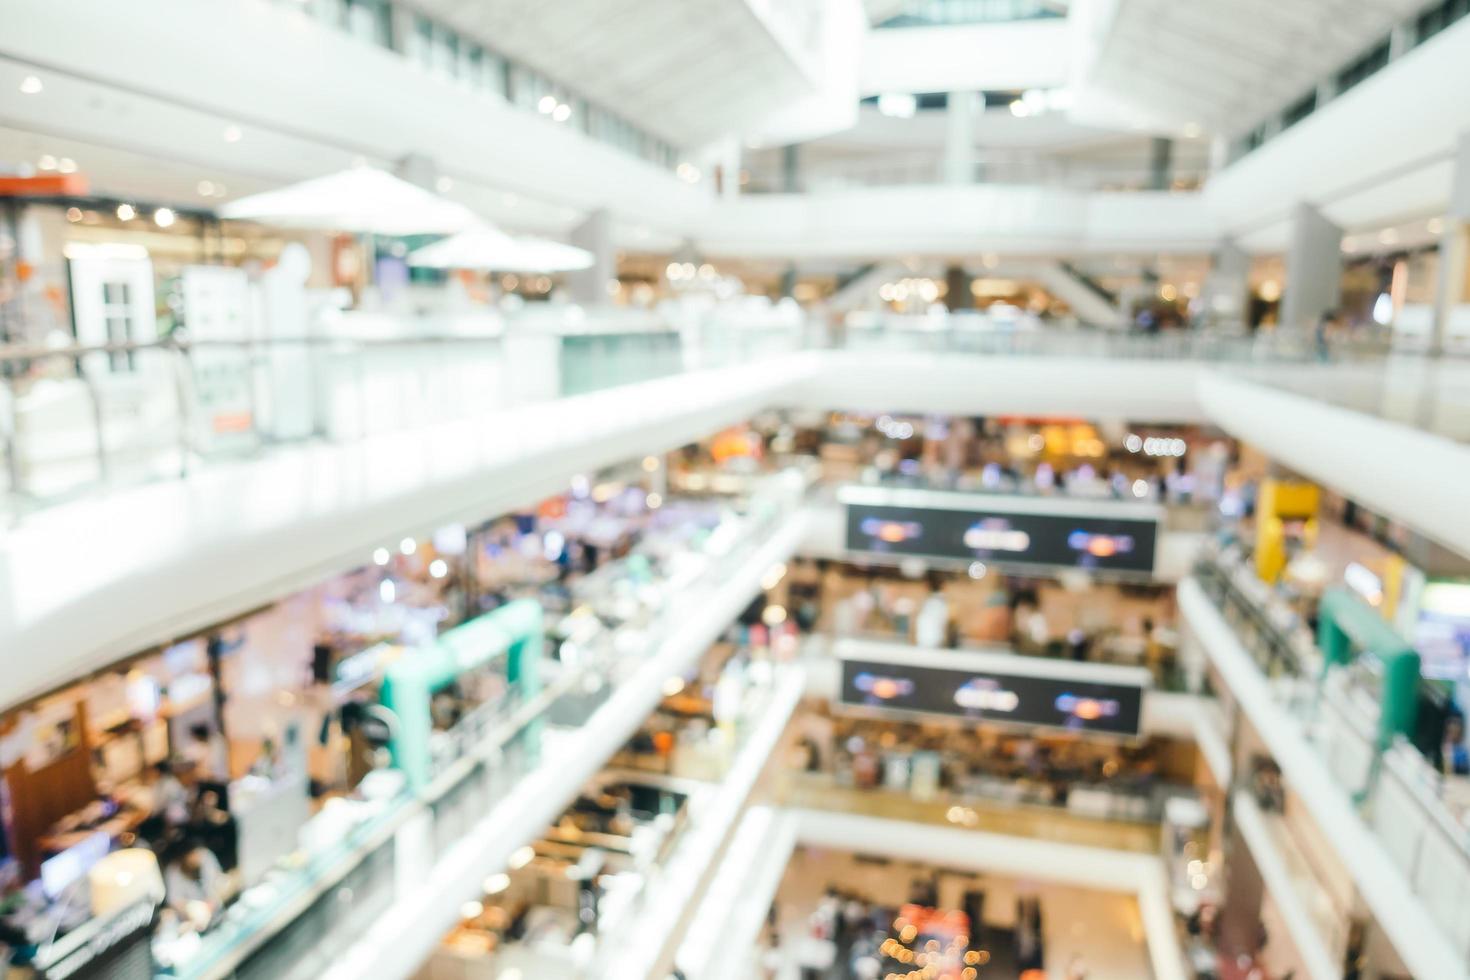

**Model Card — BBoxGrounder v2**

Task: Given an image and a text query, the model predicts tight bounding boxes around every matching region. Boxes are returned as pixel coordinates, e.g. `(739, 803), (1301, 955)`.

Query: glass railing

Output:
(872, 0), (1064, 27)
(840, 315), (1394, 361)
(0, 320), (801, 516)
(582, 665), (804, 973)
(1, 312), (1421, 520)
(154, 486), (806, 979)
(1193, 552), (1470, 959)
(1224, 355), (1470, 445)
(742, 155), (1208, 194)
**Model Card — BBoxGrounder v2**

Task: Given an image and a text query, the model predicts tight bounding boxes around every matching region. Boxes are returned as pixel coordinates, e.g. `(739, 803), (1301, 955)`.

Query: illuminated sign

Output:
(839, 656), (1144, 736)
(844, 492), (1159, 576)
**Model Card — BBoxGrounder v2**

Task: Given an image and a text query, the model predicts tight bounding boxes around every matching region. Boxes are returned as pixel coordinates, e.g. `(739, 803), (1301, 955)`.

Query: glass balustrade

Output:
(0, 315), (1419, 520)
(1193, 552), (1470, 959)
(157, 484), (806, 979)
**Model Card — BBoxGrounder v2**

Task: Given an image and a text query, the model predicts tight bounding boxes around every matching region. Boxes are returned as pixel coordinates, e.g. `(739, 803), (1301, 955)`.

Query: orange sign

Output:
(0, 173), (89, 197)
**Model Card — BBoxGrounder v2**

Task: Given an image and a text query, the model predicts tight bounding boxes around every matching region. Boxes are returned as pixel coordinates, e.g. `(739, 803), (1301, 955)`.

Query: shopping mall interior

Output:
(2, 2), (1470, 978)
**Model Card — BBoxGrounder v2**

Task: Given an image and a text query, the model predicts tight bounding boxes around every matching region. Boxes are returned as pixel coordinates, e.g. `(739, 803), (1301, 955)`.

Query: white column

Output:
(1202, 238), (1252, 330)
(943, 91), (978, 185)
(1432, 131), (1470, 355)
(567, 209), (616, 307)
(1280, 203), (1343, 332)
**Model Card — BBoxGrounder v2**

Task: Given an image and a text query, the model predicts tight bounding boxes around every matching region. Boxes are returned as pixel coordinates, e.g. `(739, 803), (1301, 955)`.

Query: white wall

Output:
(859, 20), (1071, 96)
(1206, 18), (1470, 237)
(1196, 368), (1470, 558)
(788, 351), (1211, 420)
(700, 185), (1221, 258)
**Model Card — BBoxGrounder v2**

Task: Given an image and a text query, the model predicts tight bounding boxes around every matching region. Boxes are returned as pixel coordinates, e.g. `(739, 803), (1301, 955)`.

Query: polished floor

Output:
(769, 846), (1152, 979)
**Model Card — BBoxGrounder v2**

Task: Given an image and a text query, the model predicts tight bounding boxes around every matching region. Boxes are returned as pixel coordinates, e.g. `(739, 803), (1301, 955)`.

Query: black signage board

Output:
(839, 657), (1144, 737)
(845, 500), (1159, 576)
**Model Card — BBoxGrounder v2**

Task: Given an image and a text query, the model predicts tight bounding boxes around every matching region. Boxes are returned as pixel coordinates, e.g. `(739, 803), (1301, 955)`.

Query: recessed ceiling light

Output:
(1427, 217), (1445, 235)
(116, 203), (137, 221)
(222, 124), (243, 143)
(551, 103), (571, 123)
(37, 154), (57, 171)
(154, 207), (176, 228)
(538, 95), (557, 114)
(19, 75), (42, 95)
(57, 157), (76, 174)
(198, 180), (216, 196)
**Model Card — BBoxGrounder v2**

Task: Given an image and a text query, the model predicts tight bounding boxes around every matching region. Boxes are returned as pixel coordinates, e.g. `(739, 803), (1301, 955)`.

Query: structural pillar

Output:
(1201, 238), (1252, 330)
(1432, 131), (1470, 355)
(944, 265), (972, 311)
(567, 208), (616, 306)
(1280, 203), (1343, 332)
(944, 91), (978, 185)
(1147, 137), (1174, 191)
(782, 145), (801, 194)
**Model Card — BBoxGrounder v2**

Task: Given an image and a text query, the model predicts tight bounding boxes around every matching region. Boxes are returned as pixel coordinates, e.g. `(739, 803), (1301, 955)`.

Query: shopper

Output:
(1439, 714), (1470, 776)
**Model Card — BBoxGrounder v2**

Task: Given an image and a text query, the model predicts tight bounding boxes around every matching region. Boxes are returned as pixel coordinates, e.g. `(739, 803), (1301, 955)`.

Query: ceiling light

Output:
(115, 203), (136, 222)
(429, 559), (448, 579)
(222, 124), (243, 143)
(65, 207), (82, 222)
(37, 154), (57, 171)
(1182, 122), (1202, 139)
(435, 175), (453, 192)
(19, 75), (42, 95)
(1428, 217), (1445, 235)
(57, 157), (77, 174)
(1009, 100), (1030, 118)
(153, 207), (176, 228)
(551, 103), (571, 123)
(198, 180), (216, 196)
(537, 95), (557, 114)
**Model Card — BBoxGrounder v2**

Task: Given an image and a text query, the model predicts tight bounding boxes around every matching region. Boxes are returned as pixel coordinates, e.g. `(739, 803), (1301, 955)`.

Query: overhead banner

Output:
(836, 642), (1147, 737)
(840, 486), (1161, 576)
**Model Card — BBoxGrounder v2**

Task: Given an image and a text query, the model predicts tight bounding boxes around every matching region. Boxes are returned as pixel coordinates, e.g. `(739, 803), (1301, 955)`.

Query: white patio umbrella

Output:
(408, 227), (595, 273)
(219, 167), (479, 235)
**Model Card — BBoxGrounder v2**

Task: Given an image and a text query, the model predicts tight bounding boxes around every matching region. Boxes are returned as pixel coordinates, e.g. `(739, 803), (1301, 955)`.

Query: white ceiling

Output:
(1084, 0), (1423, 135)
(406, 0), (819, 147)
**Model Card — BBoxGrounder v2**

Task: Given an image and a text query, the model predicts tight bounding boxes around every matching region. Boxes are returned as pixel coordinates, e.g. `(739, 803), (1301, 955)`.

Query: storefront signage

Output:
(840, 487), (1160, 576)
(837, 643), (1146, 737)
